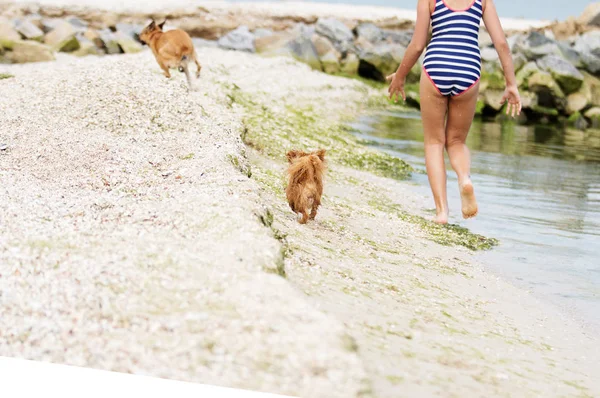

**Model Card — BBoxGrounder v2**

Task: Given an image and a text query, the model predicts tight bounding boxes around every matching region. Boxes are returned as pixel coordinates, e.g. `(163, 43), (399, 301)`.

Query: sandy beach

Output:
(1, 1), (599, 397)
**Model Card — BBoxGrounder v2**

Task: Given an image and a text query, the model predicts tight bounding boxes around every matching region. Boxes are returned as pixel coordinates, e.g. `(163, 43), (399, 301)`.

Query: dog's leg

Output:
(309, 197), (321, 220)
(192, 51), (202, 78)
(299, 210), (309, 225)
(180, 62), (193, 89)
(158, 60), (171, 78)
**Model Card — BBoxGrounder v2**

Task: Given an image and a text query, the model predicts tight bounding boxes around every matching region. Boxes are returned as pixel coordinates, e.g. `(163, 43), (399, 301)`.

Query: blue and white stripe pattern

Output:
(423, 0), (483, 97)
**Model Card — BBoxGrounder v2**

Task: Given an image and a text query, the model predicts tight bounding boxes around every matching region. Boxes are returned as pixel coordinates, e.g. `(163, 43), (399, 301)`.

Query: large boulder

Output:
(15, 20), (44, 41)
(311, 34), (340, 59)
(287, 35), (322, 71)
(5, 40), (55, 63)
(528, 71), (566, 110)
(0, 18), (20, 49)
(358, 43), (404, 81)
(66, 17), (88, 32)
(315, 18), (354, 52)
(583, 71), (600, 105)
(578, 2), (600, 26)
(253, 28), (273, 39)
(320, 51), (340, 74)
(516, 61), (540, 87)
(382, 30), (413, 47)
(536, 55), (584, 94)
(514, 31), (563, 60)
(254, 31), (294, 55)
(482, 90), (505, 111)
(73, 33), (100, 56)
(116, 31), (142, 54)
(218, 25), (255, 52)
(574, 31), (600, 74)
(97, 28), (121, 54)
(44, 21), (80, 52)
(355, 23), (382, 44)
(584, 107), (600, 127)
(341, 52), (360, 75)
(115, 23), (142, 42)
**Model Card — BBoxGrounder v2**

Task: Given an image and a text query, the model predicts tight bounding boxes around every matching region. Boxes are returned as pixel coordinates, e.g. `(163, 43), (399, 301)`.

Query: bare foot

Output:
(434, 209), (449, 225)
(460, 179), (478, 219)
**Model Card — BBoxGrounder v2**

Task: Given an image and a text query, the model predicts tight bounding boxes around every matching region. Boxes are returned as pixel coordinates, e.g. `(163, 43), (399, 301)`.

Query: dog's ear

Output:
(148, 20), (156, 30)
(286, 150), (299, 163)
(315, 149), (326, 161)
(158, 20), (166, 30)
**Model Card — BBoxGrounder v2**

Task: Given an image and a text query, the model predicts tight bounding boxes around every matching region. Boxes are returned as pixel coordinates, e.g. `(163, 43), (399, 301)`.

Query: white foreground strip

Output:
(0, 357), (297, 398)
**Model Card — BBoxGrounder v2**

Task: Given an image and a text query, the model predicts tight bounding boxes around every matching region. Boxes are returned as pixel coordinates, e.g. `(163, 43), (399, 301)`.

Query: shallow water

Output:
(351, 111), (600, 333)
(227, 0), (589, 21)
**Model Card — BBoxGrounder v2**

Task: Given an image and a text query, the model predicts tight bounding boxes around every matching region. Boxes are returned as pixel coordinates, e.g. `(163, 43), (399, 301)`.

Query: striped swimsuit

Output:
(423, 0), (483, 97)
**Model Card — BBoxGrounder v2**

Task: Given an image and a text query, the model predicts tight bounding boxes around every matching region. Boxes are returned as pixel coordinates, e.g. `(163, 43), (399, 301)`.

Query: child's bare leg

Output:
(446, 83), (480, 219)
(420, 72), (450, 224)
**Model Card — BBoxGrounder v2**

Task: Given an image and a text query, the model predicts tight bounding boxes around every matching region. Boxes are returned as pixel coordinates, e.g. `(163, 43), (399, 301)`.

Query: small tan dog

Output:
(139, 20), (202, 89)
(286, 149), (326, 224)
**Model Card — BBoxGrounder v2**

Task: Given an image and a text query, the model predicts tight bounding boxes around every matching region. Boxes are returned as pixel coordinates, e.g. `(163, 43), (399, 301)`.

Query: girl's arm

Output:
(482, 0), (521, 116)
(388, 0), (431, 101)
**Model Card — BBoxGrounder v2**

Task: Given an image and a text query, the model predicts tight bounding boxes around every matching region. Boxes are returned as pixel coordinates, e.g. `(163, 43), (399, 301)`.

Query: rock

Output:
(218, 25), (255, 53)
(520, 91), (538, 109)
(356, 23), (382, 43)
(292, 23), (316, 39)
(557, 42), (583, 68)
(253, 28), (273, 39)
(382, 30), (413, 47)
(567, 112), (589, 130)
(513, 53), (527, 72)
(584, 107), (600, 127)
(482, 90), (505, 111)
(287, 35), (321, 71)
(5, 40), (55, 63)
(341, 52), (359, 75)
(536, 55), (584, 94)
(255, 32), (294, 55)
(115, 23), (142, 41)
(312, 34), (340, 60)
(15, 20), (44, 41)
(516, 61), (540, 87)
(580, 51), (600, 74)
(358, 43), (404, 81)
(40, 18), (62, 34)
(566, 91), (590, 114)
(574, 31), (600, 57)
(481, 47), (498, 63)
(481, 68), (505, 91)
(579, 2), (600, 26)
(97, 28), (121, 54)
(192, 38), (219, 48)
(320, 51), (340, 74)
(116, 31), (142, 54)
(354, 36), (374, 51)
(583, 71), (600, 105)
(316, 18), (354, 51)
(528, 71), (566, 110)
(0, 18), (20, 49)
(73, 33), (100, 56)
(44, 22), (80, 52)
(514, 31), (562, 60)
(480, 29), (493, 48)
(507, 34), (522, 52)
(67, 17), (88, 32)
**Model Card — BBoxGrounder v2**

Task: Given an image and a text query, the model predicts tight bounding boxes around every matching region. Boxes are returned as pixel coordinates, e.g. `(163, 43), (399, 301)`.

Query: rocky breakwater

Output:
(0, 13), (143, 63)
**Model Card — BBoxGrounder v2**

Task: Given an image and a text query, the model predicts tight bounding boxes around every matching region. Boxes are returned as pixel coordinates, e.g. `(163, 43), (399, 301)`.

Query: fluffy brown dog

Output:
(139, 20), (202, 89)
(286, 149), (326, 224)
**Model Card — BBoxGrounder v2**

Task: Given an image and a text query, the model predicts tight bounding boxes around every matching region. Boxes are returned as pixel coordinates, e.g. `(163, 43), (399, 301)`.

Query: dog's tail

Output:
(179, 55), (193, 89)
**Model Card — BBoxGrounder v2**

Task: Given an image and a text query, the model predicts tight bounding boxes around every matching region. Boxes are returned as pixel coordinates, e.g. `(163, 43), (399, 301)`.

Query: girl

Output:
(387, 0), (522, 224)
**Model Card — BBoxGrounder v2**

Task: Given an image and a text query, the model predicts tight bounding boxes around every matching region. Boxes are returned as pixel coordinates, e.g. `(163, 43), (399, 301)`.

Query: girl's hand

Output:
(501, 85), (522, 118)
(387, 73), (406, 103)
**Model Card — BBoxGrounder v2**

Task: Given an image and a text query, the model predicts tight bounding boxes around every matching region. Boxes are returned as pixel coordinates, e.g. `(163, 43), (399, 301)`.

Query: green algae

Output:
(229, 83), (413, 180)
